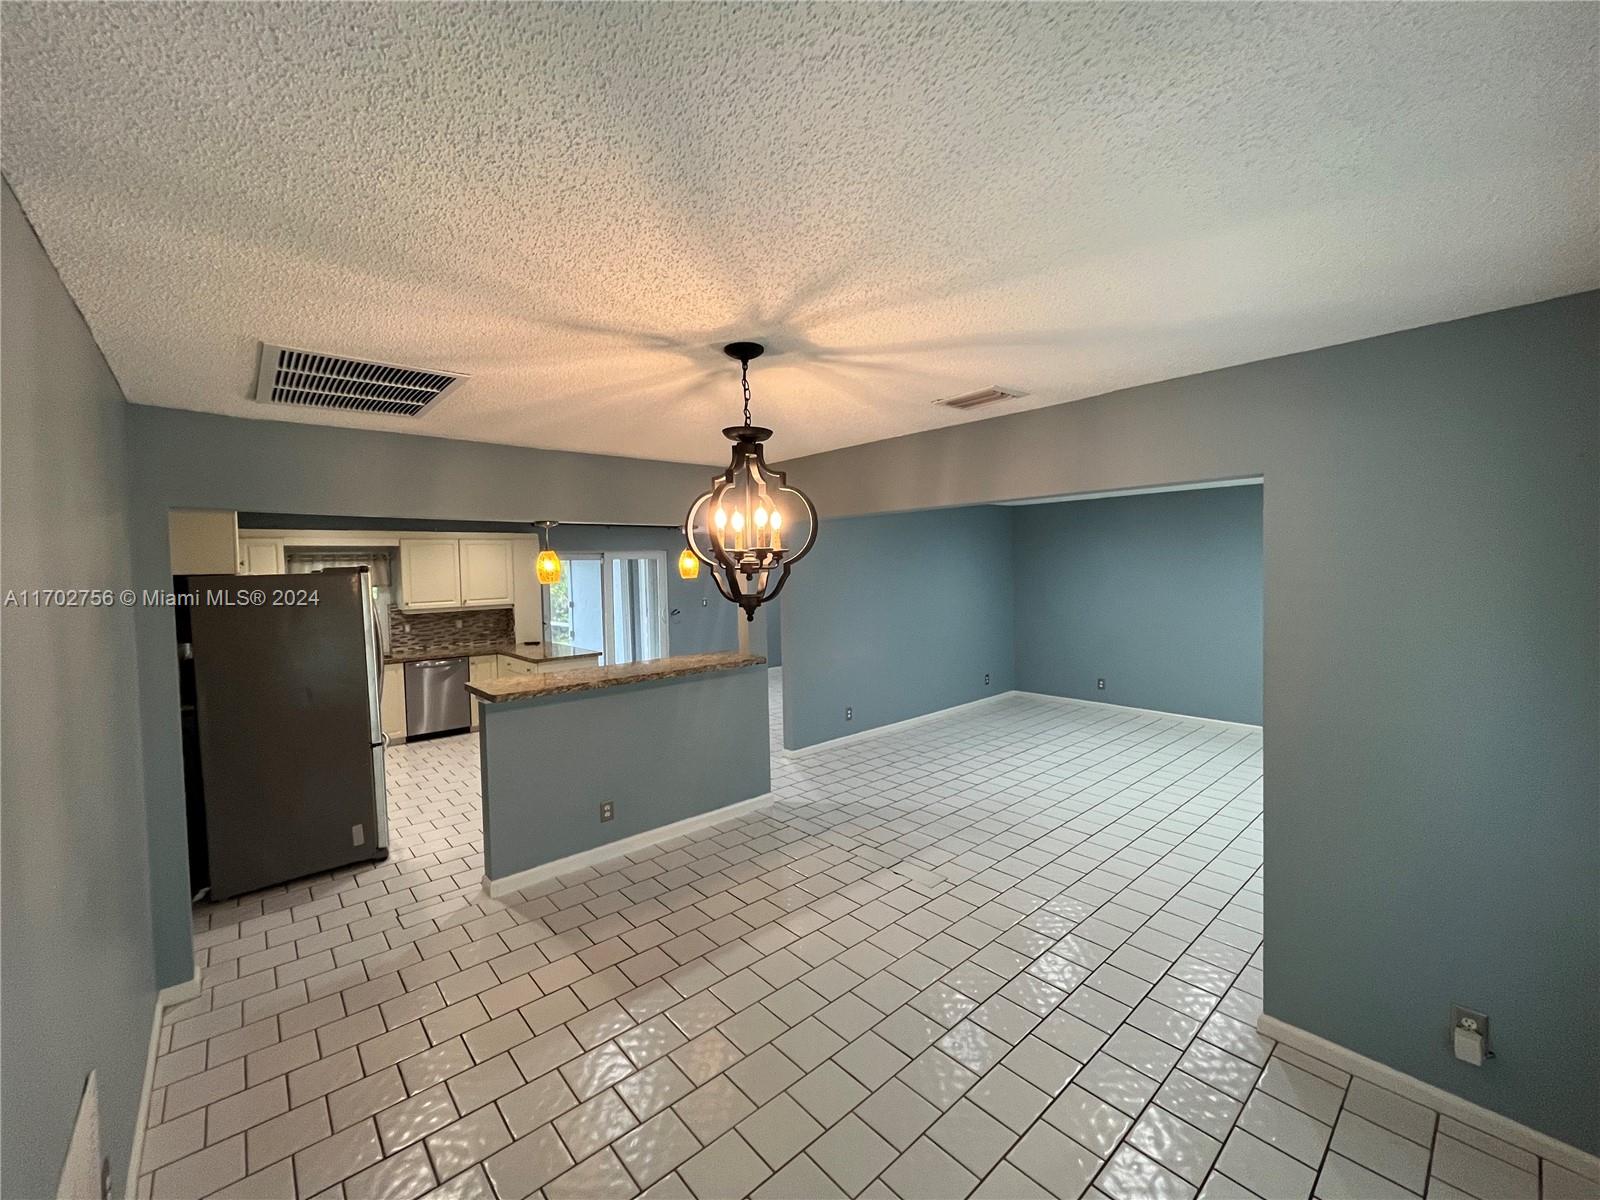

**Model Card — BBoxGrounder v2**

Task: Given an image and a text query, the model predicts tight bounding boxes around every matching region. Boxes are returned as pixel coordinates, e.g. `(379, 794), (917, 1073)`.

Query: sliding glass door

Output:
(546, 553), (604, 652)
(545, 551), (668, 665)
(609, 554), (667, 663)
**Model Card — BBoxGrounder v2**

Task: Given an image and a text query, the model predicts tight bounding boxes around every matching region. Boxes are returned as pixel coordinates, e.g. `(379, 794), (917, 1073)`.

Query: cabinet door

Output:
(238, 538), (284, 575)
(459, 539), (514, 607)
(399, 539), (461, 609)
(380, 664), (407, 740)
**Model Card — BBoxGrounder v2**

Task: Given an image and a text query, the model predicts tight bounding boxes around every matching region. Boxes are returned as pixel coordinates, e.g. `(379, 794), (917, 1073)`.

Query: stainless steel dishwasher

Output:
(404, 657), (470, 738)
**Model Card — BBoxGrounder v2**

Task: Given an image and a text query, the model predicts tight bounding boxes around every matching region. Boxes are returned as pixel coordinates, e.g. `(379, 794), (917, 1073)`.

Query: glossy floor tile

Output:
(138, 671), (1595, 1199)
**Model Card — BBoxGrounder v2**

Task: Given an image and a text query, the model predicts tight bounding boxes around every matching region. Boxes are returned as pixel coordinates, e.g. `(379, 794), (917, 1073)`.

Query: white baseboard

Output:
(1012, 690), (1263, 733)
(779, 692), (1013, 758)
(483, 792), (776, 899)
(126, 973), (199, 1197)
(1258, 1014), (1600, 1181)
(158, 975), (201, 1007)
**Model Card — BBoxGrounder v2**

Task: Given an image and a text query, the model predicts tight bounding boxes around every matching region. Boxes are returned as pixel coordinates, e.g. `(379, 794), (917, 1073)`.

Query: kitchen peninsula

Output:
(470, 650), (770, 894)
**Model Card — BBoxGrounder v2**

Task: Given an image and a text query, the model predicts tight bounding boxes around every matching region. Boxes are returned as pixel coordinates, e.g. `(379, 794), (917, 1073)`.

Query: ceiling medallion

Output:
(682, 342), (818, 621)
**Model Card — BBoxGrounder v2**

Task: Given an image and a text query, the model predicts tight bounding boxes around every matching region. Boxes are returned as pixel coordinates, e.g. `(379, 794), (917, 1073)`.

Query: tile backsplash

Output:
(389, 607), (514, 655)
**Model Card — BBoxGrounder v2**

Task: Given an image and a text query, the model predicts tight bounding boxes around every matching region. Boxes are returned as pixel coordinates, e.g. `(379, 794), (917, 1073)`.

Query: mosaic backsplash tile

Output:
(388, 606), (514, 655)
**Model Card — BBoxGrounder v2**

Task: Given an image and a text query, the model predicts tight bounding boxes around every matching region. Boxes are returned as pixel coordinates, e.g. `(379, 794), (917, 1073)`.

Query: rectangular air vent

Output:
(932, 385), (1026, 410)
(254, 344), (466, 417)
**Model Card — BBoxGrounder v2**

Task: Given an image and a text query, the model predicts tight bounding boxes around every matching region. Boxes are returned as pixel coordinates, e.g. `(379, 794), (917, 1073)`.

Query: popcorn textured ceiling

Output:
(2, 3), (1595, 464)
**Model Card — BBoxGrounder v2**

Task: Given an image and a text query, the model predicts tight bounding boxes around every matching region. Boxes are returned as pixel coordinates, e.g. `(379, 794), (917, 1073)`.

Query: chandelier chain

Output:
(741, 359), (752, 427)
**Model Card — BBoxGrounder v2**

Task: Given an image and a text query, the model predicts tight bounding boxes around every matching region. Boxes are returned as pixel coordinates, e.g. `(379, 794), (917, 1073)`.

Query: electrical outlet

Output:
(600, 802), (614, 823)
(1451, 1004), (1491, 1064)
(844, 706), (853, 721)
(1097, 678), (1106, 690)
(701, 597), (708, 606)
(984, 673), (991, 686)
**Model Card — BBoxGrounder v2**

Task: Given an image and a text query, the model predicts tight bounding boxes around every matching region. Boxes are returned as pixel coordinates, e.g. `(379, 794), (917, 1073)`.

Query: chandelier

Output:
(682, 342), (817, 621)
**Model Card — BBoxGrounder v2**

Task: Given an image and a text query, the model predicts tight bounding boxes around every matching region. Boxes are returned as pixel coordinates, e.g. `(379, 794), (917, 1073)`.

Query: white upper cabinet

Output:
(399, 538), (462, 610)
(169, 509), (239, 575)
(459, 539), (514, 607)
(238, 537), (284, 575)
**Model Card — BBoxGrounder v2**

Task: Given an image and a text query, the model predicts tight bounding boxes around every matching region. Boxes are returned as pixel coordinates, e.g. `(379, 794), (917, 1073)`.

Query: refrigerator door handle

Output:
(360, 575), (383, 745)
(359, 571), (390, 854)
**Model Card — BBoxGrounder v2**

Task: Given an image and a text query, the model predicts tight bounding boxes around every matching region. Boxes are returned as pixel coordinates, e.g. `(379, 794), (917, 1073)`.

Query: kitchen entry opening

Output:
(545, 551), (669, 666)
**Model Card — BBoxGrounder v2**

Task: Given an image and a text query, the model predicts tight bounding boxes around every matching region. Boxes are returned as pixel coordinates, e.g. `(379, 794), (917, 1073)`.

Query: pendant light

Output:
(534, 520), (562, 585)
(682, 342), (817, 621)
(677, 547), (700, 580)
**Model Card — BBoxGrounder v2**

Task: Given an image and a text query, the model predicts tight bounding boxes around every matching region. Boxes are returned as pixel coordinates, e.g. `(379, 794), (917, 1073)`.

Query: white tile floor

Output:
(139, 670), (1593, 1200)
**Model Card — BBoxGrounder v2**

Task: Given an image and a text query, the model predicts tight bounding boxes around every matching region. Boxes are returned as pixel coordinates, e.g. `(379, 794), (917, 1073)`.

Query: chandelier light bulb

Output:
(730, 511), (745, 531)
(754, 507), (768, 528)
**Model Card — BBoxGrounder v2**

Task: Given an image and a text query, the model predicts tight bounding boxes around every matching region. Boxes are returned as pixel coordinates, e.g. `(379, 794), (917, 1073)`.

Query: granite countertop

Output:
(384, 641), (602, 666)
(468, 651), (766, 703)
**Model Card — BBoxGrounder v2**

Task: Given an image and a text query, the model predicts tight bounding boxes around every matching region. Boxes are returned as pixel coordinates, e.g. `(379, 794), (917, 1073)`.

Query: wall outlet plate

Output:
(844, 706), (853, 721)
(1451, 1004), (1490, 1045)
(1097, 678), (1106, 689)
(984, 673), (991, 686)
(600, 802), (614, 823)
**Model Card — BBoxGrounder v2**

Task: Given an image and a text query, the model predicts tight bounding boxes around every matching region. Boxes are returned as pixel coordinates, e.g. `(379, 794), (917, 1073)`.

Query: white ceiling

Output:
(2, 3), (1595, 465)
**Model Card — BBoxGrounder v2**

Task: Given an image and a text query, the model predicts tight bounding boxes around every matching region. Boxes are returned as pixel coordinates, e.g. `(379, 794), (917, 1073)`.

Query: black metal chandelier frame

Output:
(682, 342), (818, 621)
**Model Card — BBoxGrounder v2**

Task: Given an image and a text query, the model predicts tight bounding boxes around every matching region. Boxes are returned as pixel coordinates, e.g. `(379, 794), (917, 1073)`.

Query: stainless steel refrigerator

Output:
(182, 567), (387, 900)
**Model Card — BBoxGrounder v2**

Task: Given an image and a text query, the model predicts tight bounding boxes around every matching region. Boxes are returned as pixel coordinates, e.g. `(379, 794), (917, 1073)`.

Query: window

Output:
(545, 551), (668, 665)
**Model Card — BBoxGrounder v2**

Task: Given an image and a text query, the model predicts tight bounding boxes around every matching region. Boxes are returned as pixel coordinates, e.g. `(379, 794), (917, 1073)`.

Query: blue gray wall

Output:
(1, 182), (156, 1197)
(1012, 485), (1263, 723)
(480, 666), (770, 879)
(781, 506), (1015, 749)
(765, 597), (782, 667)
(778, 292), (1600, 1152)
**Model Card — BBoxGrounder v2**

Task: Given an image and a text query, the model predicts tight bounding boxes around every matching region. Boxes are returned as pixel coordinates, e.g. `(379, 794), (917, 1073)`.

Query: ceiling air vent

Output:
(932, 385), (1027, 411)
(254, 344), (466, 417)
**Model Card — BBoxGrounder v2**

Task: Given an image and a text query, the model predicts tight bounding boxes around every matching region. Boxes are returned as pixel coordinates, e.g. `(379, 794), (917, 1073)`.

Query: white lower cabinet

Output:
(381, 664), (407, 741)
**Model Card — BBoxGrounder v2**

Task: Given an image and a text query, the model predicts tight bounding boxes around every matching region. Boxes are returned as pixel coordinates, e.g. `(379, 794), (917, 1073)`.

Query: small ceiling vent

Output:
(932, 385), (1027, 411)
(254, 344), (466, 417)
